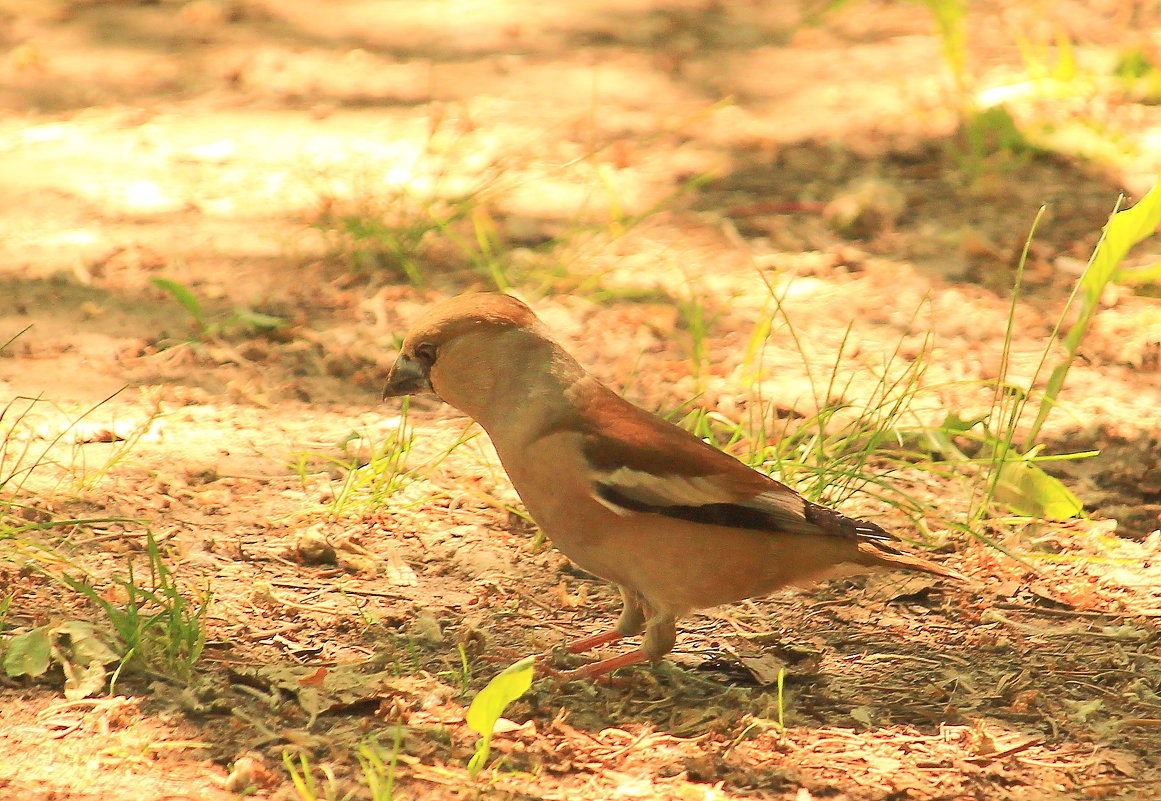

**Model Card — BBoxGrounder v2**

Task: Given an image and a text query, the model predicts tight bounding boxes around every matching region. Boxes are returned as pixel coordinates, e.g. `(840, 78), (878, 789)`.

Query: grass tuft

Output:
(704, 183), (1159, 546)
(51, 530), (210, 683)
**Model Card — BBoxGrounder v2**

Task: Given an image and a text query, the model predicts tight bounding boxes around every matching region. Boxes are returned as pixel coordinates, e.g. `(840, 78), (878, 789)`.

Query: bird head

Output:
(383, 293), (562, 423)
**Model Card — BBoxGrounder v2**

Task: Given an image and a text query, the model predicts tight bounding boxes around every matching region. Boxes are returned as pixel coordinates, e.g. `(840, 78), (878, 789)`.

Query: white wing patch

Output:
(591, 468), (816, 533)
(592, 491), (633, 516)
(591, 467), (736, 508)
(741, 489), (808, 522)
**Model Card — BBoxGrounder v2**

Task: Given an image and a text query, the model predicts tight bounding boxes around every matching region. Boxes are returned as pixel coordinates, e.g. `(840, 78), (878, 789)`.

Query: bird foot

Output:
(525, 628), (628, 669)
(557, 628), (627, 654)
(482, 630), (645, 680)
(552, 647), (652, 681)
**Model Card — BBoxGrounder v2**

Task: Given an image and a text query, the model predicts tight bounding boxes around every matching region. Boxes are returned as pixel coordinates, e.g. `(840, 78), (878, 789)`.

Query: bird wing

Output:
(572, 387), (896, 543)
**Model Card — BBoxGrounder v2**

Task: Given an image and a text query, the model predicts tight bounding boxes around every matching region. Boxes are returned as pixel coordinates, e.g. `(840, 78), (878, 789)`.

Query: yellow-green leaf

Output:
(1088, 177), (1161, 304)
(994, 461), (1083, 520)
(465, 656), (535, 776)
(3, 625), (52, 678)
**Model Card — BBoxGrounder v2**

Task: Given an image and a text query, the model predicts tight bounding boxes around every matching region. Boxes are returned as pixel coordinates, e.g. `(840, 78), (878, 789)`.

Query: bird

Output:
(383, 292), (964, 679)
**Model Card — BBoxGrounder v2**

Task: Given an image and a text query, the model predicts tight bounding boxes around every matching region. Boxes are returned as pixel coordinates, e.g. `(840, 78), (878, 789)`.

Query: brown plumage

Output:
(384, 292), (964, 678)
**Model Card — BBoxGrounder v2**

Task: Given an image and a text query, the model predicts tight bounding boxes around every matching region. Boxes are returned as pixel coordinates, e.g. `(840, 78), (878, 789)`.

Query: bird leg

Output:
(556, 628), (627, 654)
(557, 611), (677, 681)
(532, 629), (628, 677)
(536, 587), (648, 672)
(560, 589), (647, 652)
(479, 629), (624, 667)
(557, 647), (653, 680)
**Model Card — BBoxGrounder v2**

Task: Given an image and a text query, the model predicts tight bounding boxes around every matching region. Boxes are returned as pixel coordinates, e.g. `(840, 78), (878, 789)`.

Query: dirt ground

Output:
(2, 1), (1161, 799)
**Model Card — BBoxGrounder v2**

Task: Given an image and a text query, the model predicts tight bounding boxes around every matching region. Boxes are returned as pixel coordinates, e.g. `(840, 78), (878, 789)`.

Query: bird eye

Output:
(413, 343), (437, 366)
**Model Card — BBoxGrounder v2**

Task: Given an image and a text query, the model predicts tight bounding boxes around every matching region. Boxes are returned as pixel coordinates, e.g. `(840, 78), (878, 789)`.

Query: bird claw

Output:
(548, 648), (652, 681)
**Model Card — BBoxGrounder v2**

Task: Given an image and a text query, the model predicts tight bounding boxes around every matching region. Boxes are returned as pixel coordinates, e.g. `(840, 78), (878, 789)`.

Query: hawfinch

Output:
(384, 293), (963, 678)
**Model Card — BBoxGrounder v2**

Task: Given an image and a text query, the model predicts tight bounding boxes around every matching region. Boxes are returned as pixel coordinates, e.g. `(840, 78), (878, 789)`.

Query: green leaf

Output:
(4, 625), (52, 677)
(919, 0), (968, 91)
(1114, 260), (1161, 285)
(150, 277), (206, 329)
(993, 460), (1083, 520)
(336, 431), (362, 451)
(54, 620), (120, 666)
(465, 656), (535, 777)
(1115, 48), (1155, 80)
(465, 656), (535, 734)
(1087, 180), (1161, 305)
(941, 412), (986, 434)
(914, 412), (986, 458)
(1025, 174), (1161, 449)
(232, 308), (287, 330)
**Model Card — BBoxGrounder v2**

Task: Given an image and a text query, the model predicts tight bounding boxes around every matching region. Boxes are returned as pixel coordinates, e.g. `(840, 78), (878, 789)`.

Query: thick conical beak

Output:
(382, 355), (433, 399)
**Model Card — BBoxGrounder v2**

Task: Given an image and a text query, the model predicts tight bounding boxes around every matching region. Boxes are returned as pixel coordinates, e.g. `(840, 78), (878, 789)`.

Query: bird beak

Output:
(382, 355), (433, 399)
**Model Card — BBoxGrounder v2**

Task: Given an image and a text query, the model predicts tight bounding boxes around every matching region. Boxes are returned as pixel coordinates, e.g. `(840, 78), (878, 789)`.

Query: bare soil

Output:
(2, 2), (1161, 800)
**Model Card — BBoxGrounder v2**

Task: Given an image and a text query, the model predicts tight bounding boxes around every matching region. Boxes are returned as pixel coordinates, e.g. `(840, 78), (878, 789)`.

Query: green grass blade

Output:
(150, 277), (206, 331)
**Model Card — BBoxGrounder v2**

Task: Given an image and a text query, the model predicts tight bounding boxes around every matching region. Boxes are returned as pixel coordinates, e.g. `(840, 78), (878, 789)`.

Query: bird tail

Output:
(857, 541), (967, 582)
